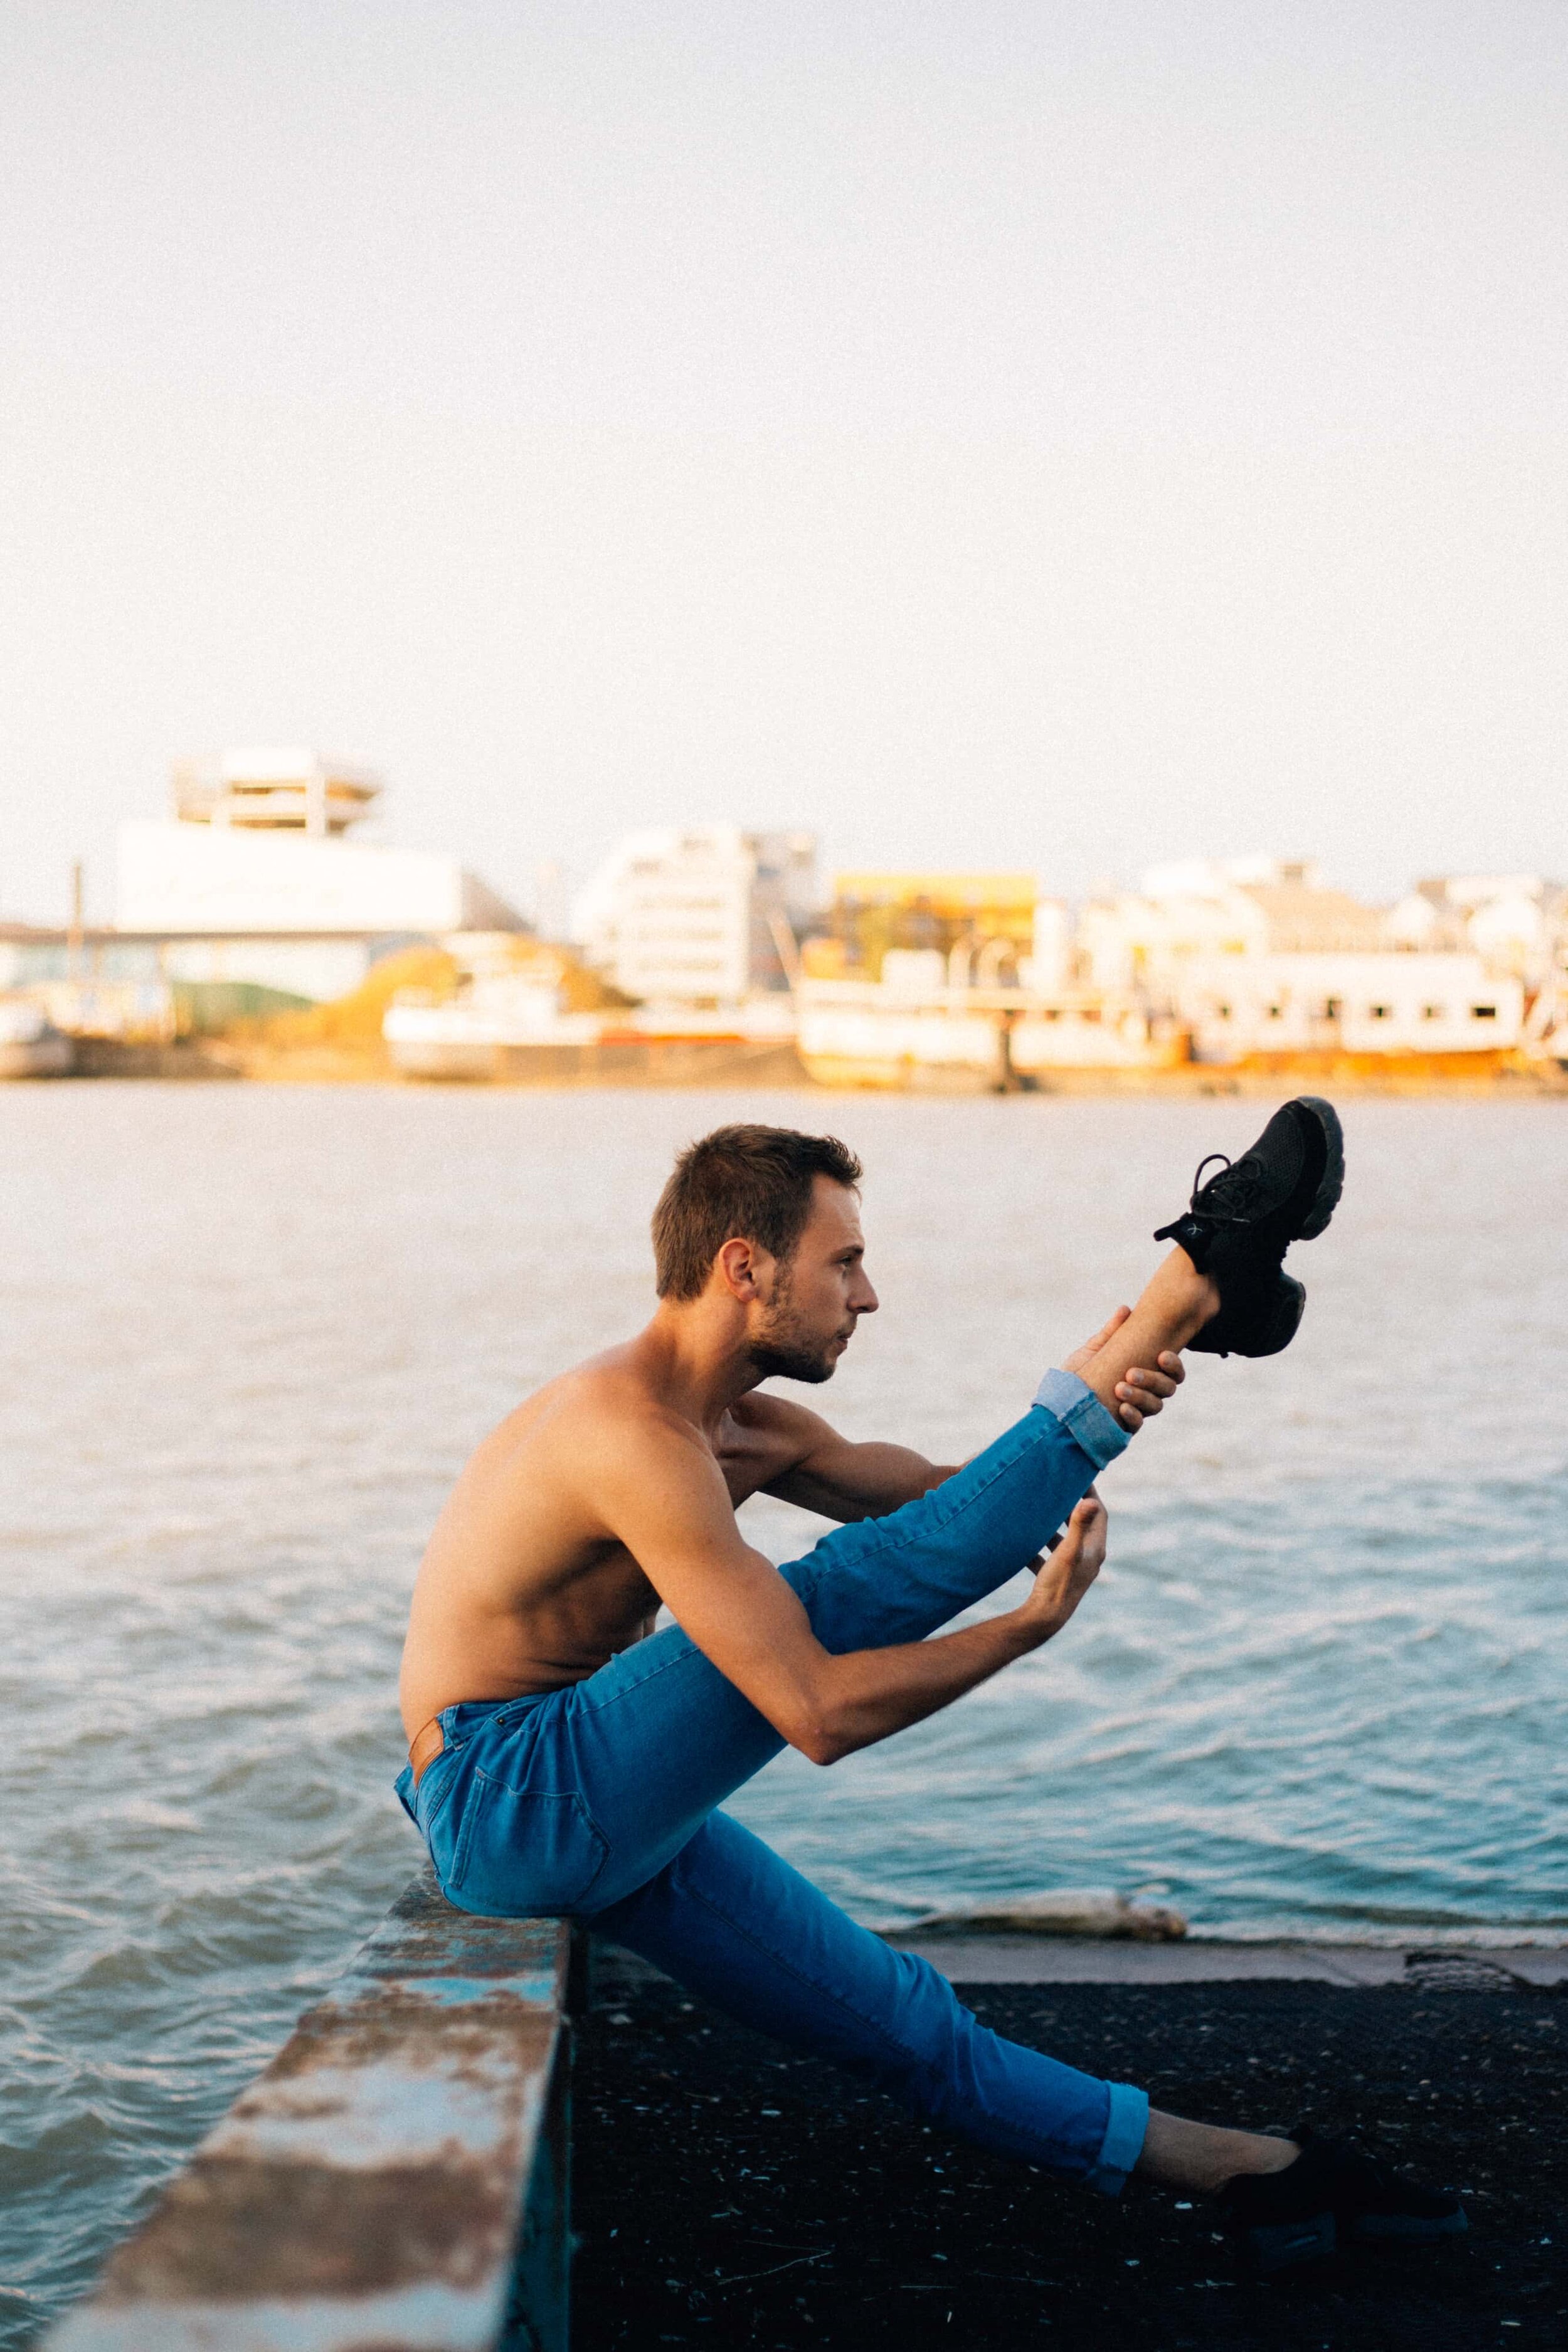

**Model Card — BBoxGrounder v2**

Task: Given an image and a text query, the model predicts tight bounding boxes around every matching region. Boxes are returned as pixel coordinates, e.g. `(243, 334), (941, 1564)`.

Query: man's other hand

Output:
(1064, 1305), (1186, 1431)
(1019, 1492), (1107, 1637)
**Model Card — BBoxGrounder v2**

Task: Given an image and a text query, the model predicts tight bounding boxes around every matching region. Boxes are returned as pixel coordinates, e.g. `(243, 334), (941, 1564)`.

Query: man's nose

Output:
(852, 1276), (879, 1314)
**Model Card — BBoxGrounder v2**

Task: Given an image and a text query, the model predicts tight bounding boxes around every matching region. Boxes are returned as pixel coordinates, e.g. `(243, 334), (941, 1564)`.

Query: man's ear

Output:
(715, 1236), (763, 1300)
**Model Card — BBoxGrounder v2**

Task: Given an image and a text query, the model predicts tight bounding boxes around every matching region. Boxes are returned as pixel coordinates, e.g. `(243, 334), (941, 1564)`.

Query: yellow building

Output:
(808, 871), (1040, 984)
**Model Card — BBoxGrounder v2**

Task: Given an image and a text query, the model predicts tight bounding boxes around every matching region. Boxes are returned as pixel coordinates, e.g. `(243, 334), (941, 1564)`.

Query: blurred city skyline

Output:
(4, 0), (1565, 924)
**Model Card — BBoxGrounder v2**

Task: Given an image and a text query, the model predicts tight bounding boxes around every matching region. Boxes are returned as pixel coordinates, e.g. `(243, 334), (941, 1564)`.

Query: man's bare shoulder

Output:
(479, 1343), (711, 1477)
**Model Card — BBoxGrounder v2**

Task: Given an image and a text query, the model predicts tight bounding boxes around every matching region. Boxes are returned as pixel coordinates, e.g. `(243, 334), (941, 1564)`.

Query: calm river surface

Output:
(2, 1082), (1565, 2336)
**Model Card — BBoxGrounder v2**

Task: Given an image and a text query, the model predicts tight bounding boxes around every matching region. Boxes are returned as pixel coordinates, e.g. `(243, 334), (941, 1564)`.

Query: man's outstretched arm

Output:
(597, 1248), (1217, 1759)
(590, 1406), (1112, 1764)
(758, 1406), (957, 1521)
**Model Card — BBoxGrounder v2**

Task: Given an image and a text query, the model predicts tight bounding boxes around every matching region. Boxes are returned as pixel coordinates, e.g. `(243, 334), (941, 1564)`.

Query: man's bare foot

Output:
(1136, 2108), (1298, 2195)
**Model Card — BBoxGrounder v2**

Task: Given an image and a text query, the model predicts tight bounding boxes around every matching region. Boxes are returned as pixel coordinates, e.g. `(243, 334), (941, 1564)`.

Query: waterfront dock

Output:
(43, 1878), (1565, 2351)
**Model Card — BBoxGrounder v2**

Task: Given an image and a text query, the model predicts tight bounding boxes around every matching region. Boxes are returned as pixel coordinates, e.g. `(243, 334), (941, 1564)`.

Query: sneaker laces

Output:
(1187, 1150), (1273, 1223)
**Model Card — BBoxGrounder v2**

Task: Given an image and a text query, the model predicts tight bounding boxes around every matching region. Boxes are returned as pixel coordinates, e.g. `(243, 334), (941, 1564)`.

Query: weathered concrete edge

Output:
(593, 1934), (1568, 1998)
(45, 1867), (576, 2352)
(887, 1936), (1568, 1986)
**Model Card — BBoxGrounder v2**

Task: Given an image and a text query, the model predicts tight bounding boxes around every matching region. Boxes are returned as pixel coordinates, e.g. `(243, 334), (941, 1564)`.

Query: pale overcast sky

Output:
(2, 0), (1564, 923)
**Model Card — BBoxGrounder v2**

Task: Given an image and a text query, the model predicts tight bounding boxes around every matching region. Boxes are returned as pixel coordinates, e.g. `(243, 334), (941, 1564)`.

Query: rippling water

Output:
(2, 1081), (1565, 2337)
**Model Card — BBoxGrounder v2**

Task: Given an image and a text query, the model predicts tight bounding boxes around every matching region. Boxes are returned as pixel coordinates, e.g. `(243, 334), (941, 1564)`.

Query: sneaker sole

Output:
(1187, 1269), (1305, 1359)
(1290, 1096), (1345, 1242)
(1251, 1270), (1305, 1357)
(1350, 2208), (1468, 2242)
(1240, 2210), (1338, 2274)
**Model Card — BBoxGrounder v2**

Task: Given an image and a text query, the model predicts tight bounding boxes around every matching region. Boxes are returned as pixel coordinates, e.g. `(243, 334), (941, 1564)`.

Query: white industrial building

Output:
(1074, 856), (1546, 1061)
(1077, 859), (1386, 993)
(571, 827), (818, 1007)
(1176, 951), (1523, 1061)
(115, 749), (521, 1002)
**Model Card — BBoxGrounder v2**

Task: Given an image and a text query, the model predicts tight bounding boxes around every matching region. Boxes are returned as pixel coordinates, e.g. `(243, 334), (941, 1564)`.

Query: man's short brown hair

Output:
(652, 1124), (864, 1301)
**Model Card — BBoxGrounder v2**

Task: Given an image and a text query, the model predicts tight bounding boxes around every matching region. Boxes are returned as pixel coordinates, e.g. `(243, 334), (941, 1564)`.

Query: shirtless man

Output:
(398, 1106), (1465, 2273)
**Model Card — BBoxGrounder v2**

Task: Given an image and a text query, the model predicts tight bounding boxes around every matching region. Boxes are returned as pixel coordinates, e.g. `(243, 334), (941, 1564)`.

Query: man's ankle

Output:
(1148, 1247), (1221, 1348)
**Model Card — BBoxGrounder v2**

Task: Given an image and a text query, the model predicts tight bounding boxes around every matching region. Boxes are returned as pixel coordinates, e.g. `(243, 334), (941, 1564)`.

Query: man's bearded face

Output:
(746, 1262), (852, 1385)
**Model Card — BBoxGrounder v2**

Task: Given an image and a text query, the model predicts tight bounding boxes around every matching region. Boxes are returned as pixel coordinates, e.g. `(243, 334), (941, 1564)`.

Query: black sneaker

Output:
(1153, 1096), (1345, 1357)
(1223, 2128), (1467, 2275)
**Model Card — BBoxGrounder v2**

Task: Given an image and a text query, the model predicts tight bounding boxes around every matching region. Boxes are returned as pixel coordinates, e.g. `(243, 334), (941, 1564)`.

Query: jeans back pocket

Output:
(448, 1772), (610, 1918)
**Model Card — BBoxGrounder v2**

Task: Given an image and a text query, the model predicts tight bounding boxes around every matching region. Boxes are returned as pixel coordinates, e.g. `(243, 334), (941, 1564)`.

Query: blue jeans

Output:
(396, 1371), (1149, 2193)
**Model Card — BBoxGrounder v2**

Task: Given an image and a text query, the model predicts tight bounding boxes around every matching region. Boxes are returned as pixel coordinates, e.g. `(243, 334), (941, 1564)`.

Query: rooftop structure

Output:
(170, 748), (382, 837)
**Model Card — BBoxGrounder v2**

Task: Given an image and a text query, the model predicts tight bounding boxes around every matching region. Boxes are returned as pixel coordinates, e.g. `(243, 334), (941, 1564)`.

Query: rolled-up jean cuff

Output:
(1032, 1367), (1132, 1471)
(1086, 2081), (1150, 2196)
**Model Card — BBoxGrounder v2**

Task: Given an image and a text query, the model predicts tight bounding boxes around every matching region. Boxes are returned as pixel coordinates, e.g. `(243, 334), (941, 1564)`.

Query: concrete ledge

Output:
(597, 1932), (1568, 1996)
(46, 1868), (574, 2352)
(888, 1934), (1568, 1987)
